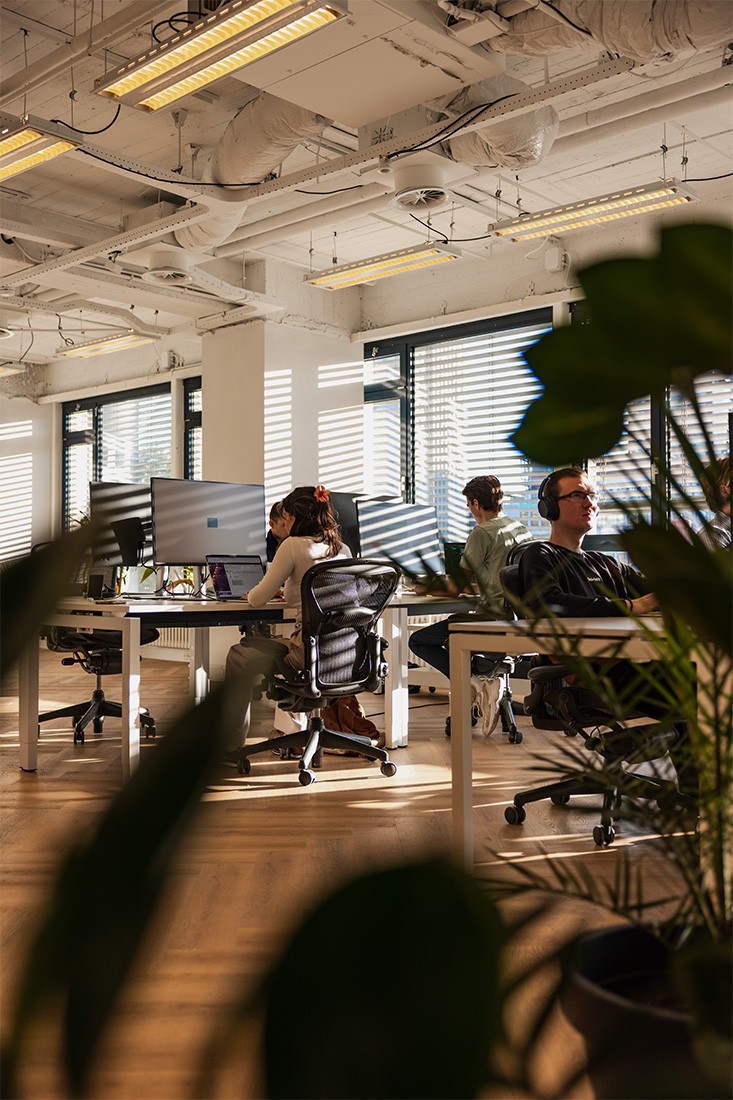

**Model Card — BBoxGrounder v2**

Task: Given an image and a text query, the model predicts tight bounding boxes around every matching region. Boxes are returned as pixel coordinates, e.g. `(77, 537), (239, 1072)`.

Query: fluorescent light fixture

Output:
(0, 362), (26, 377)
(489, 180), (697, 241)
(0, 112), (79, 182)
(94, 0), (348, 112)
(56, 332), (160, 359)
(305, 242), (462, 290)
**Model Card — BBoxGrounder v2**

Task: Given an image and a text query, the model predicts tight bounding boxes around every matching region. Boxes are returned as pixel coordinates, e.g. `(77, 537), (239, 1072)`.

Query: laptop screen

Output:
(206, 555), (265, 600)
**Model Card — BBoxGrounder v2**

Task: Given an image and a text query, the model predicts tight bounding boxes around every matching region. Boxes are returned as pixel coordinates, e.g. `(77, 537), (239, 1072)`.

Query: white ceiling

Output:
(0, 0), (731, 366)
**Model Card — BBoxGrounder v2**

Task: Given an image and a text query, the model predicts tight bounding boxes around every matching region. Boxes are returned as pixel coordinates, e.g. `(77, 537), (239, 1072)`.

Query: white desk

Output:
(19, 597), (288, 780)
(18, 593), (472, 777)
(448, 617), (664, 872)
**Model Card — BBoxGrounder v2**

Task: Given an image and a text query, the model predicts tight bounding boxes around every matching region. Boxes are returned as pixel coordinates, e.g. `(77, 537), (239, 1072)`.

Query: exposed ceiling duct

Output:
(174, 93), (333, 251)
(450, 0), (733, 60)
(433, 73), (559, 169)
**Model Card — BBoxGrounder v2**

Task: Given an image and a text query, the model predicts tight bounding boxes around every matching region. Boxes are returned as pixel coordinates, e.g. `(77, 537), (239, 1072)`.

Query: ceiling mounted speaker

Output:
(390, 154), (450, 212)
(140, 246), (193, 285)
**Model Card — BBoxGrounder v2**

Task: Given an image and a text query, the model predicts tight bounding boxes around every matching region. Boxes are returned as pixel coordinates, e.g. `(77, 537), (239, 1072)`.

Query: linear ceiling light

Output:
(0, 362), (26, 377)
(56, 332), (160, 359)
(305, 243), (462, 290)
(0, 113), (79, 182)
(489, 180), (697, 241)
(94, 0), (348, 112)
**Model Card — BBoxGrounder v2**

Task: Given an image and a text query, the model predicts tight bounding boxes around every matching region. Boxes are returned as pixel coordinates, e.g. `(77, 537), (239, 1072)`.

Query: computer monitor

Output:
(330, 491), (362, 557)
(356, 500), (443, 575)
(150, 478), (266, 567)
(89, 481), (153, 566)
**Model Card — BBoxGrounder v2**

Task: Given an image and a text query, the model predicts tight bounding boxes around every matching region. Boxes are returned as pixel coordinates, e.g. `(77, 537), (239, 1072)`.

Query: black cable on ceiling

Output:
(49, 105), (121, 135)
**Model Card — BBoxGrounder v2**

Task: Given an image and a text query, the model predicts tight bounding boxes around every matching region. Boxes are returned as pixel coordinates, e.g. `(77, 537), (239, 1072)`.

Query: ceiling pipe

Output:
(558, 66), (733, 138)
(220, 183), (391, 250)
(217, 194), (393, 256)
(552, 85), (733, 156)
(0, 0), (175, 107)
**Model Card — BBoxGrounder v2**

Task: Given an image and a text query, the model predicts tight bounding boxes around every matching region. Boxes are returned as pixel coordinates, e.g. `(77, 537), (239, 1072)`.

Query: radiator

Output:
(147, 627), (191, 662)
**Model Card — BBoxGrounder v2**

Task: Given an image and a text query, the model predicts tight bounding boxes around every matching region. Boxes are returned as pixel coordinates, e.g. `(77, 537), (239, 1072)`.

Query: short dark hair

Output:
(540, 466), (586, 501)
(701, 455), (731, 511)
(462, 475), (503, 512)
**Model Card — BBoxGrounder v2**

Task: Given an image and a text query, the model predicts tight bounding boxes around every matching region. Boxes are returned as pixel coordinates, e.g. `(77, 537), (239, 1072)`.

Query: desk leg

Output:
(18, 637), (39, 772)
(382, 606), (408, 749)
(449, 634), (474, 873)
(121, 617), (141, 781)
(190, 627), (209, 706)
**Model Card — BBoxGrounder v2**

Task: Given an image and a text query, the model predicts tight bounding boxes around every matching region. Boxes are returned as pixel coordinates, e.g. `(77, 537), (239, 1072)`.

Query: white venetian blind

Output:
(587, 397), (653, 533)
(668, 371), (732, 519)
(99, 391), (172, 482)
(412, 314), (552, 542)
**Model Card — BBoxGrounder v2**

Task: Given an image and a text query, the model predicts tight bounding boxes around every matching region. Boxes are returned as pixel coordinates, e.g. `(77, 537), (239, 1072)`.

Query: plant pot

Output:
(561, 925), (718, 1100)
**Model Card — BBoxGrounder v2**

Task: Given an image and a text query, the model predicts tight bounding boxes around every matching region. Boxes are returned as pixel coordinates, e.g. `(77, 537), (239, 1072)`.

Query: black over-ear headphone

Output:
(537, 475), (559, 521)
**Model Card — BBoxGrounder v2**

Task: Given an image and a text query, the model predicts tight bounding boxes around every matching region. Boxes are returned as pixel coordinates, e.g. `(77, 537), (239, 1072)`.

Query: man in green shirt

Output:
(408, 475), (532, 733)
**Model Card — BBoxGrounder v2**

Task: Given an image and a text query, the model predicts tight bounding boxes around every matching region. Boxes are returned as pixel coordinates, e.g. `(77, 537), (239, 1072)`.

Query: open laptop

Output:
(206, 554), (265, 600)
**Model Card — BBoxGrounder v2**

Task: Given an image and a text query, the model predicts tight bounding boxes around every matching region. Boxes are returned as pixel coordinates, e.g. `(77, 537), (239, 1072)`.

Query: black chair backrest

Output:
(300, 558), (400, 695)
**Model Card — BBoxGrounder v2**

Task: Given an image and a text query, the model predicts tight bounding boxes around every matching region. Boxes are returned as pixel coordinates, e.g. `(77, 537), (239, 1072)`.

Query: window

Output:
(365, 310), (553, 542)
(184, 378), (202, 480)
(62, 385), (173, 529)
(667, 371), (732, 530)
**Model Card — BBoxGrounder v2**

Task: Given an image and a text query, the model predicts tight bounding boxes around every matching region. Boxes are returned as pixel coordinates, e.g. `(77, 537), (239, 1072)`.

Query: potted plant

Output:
(484, 220), (732, 1098)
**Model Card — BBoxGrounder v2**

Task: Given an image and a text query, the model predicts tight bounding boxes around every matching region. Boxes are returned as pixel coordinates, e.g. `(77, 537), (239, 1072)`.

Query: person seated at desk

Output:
(408, 475), (532, 734)
(224, 485), (350, 762)
(698, 455), (731, 550)
(519, 466), (696, 796)
(266, 499), (289, 563)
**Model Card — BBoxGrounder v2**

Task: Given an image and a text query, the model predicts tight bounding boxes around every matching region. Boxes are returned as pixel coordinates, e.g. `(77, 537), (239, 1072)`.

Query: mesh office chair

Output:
(236, 559), (401, 786)
(499, 557), (680, 846)
(39, 625), (158, 744)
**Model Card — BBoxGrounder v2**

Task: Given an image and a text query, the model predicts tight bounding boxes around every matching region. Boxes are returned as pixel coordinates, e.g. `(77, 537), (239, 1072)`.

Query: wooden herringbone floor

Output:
(1, 651), (681, 1098)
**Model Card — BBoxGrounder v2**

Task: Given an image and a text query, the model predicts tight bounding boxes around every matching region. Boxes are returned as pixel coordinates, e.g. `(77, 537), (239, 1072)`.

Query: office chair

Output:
(499, 557), (680, 846)
(39, 625), (158, 744)
(235, 559), (400, 786)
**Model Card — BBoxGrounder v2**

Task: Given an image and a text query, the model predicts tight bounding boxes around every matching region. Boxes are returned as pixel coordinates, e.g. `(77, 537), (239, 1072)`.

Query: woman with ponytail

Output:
(225, 485), (348, 759)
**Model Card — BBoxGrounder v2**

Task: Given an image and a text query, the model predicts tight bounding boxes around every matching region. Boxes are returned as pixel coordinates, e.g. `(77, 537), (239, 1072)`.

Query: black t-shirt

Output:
(518, 541), (649, 617)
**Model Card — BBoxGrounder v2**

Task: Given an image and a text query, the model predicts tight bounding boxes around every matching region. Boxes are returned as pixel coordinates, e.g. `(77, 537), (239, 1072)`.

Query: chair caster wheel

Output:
(237, 757), (251, 776)
(551, 793), (570, 806)
(73, 725), (85, 744)
(504, 804), (526, 825)
(298, 768), (316, 786)
(380, 761), (397, 777)
(145, 726), (156, 739)
(428, 686), (436, 693)
(93, 719), (104, 734)
(508, 729), (523, 744)
(445, 717), (451, 738)
(593, 824), (615, 846)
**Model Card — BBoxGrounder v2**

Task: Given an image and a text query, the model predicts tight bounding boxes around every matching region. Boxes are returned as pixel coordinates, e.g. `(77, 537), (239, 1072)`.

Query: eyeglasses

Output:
(557, 490), (598, 503)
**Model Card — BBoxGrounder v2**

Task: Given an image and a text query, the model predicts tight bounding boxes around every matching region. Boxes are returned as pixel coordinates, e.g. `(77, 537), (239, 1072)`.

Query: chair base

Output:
(39, 688), (156, 744)
(504, 769), (679, 846)
(236, 714), (396, 785)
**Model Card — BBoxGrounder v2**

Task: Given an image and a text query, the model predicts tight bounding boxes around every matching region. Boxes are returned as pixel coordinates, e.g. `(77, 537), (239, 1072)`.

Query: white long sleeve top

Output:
(247, 536), (350, 626)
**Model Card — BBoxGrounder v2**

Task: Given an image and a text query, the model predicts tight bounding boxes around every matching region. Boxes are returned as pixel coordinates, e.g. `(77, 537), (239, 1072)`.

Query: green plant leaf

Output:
(620, 524), (733, 656)
(512, 222), (733, 465)
(261, 859), (506, 1099)
(1, 668), (262, 1098)
(0, 526), (94, 673)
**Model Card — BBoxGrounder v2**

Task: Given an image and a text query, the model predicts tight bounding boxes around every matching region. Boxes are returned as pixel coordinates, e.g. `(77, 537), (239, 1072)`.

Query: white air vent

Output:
(389, 153), (452, 213)
(140, 246), (193, 285)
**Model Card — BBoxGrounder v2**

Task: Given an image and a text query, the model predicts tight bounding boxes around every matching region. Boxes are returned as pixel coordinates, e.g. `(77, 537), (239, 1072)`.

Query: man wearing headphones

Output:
(520, 467), (697, 798)
(519, 466), (659, 616)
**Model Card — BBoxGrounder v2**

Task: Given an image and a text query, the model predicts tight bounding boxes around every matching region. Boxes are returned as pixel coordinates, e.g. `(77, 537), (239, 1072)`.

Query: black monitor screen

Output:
(330, 491), (362, 557)
(151, 478), (266, 566)
(356, 501), (443, 575)
(89, 482), (152, 566)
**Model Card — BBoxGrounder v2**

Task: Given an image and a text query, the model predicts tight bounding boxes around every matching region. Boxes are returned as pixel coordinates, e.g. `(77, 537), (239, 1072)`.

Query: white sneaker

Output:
(477, 677), (502, 737)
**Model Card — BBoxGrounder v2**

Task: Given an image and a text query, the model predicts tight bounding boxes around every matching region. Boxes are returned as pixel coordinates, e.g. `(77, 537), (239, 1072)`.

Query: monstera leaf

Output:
(513, 222), (732, 464)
